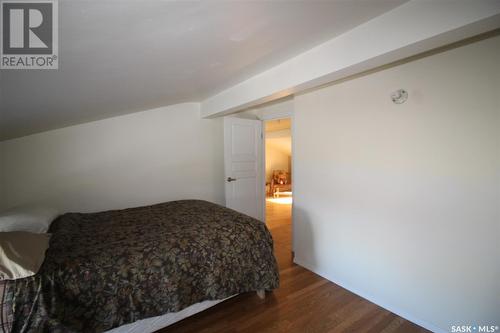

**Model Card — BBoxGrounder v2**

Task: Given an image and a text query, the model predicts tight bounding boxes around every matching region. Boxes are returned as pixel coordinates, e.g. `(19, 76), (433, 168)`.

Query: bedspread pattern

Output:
(2, 200), (279, 332)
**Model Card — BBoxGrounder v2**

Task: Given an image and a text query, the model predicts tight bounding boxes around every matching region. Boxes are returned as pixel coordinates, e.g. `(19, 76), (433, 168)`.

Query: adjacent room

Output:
(1, 1), (499, 333)
(265, 117), (293, 269)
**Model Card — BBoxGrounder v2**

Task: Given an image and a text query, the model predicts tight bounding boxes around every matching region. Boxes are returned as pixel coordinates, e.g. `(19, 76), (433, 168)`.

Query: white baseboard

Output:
(293, 257), (447, 333)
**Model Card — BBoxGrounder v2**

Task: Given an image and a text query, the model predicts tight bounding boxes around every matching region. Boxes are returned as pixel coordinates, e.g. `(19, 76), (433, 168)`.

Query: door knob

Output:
(227, 177), (237, 182)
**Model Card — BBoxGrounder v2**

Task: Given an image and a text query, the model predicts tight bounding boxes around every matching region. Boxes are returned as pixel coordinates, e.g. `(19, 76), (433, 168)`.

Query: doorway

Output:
(264, 117), (293, 269)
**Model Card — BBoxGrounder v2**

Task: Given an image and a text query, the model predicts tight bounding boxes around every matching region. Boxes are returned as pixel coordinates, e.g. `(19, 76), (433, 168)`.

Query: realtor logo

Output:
(1, 0), (58, 69)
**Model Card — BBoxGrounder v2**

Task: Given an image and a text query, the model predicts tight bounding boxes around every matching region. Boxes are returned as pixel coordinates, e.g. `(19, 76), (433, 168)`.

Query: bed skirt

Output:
(106, 296), (234, 333)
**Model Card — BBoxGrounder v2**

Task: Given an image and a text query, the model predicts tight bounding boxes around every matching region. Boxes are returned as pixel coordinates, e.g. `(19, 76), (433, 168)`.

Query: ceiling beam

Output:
(201, 0), (500, 118)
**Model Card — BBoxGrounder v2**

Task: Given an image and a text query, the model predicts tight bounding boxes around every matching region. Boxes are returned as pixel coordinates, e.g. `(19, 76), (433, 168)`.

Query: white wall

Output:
(0, 103), (224, 213)
(293, 35), (500, 332)
(230, 97), (294, 121)
(253, 98), (294, 120)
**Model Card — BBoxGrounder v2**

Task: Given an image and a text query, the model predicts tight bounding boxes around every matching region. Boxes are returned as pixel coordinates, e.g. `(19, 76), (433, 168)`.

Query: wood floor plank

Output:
(159, 198), (429, 333)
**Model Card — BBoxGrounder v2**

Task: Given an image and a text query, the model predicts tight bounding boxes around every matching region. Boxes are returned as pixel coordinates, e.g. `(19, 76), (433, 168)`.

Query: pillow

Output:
(0, 206), (59, 233)
(0, 231), (51, 280)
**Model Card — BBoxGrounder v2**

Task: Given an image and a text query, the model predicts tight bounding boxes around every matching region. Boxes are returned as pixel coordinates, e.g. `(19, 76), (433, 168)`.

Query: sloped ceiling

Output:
(266, 118), (291, 156)
(0, 0), (407, 140)
(267, 135), (292, 157)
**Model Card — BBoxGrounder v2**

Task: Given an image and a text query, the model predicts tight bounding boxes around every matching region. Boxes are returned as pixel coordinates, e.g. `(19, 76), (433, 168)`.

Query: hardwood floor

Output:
(160, 197), (429, 333)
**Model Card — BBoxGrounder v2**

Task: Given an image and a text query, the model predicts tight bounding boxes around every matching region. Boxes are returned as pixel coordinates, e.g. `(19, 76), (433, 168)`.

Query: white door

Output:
(224, 117), (264, 221)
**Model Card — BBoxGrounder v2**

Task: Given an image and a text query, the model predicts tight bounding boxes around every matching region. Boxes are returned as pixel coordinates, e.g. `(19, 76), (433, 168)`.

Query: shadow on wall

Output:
(292, 206), (317, 269)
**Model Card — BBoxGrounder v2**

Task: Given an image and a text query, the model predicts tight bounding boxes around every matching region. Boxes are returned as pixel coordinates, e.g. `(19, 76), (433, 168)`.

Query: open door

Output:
(224, 117), (264, 221)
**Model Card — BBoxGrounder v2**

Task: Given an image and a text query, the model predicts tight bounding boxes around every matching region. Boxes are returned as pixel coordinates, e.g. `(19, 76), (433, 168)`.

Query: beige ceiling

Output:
(266, 136), (291, 156)
(266, 118), (292, 156)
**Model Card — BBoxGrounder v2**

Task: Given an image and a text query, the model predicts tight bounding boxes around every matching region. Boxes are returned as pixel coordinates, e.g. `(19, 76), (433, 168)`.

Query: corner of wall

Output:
(292, 256), (446, 333)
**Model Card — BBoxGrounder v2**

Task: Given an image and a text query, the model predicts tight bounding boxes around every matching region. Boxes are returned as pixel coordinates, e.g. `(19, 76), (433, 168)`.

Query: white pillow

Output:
(0, 206), (59, 233)
(0, 231), (51, 280)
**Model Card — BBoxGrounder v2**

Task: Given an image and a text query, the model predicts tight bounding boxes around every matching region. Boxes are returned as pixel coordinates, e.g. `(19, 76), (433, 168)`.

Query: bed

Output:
(0, 200), (279, 332)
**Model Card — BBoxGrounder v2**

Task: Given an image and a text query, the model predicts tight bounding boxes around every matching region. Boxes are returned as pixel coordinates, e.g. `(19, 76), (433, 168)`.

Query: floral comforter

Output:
(2, 200), (279, 332)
